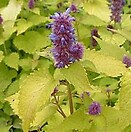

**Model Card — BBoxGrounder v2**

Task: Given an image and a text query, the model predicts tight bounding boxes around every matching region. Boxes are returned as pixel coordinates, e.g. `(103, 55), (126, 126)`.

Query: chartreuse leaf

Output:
(60, 62), (92, 93)
(83, 50), (128, 77)
(102, 106), (122, 131)
(16, 19), (33, 35)
(99, 28), (126, 46)
(0, 63), (17, 92)
(122, 14), (131, 31)
(5, 92), (19, 116)
(52, 108), (91, 132)
(118, 71), (131, 129)
(83, 0), (110, 22)
(18, 68), (57, 132)
(78, 14), (106, 27)
(95, 38), (129, 60)
(16, 15), (48, 35)
(31, 104), (57, 128)
(4, 52), (19, 70)
(1, 0), (22, 40)
(116, 29), (131, 42)
(13, 31), (49, 54)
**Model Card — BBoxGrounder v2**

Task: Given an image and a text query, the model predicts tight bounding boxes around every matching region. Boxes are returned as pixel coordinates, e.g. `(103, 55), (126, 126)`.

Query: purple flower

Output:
(70, 4), (77, 13)
(91, 28), (100, 47)
(110, 0), (125, 23)
(122, 55), (131, 68)
(0, 16), (3, 24)
(88, 102), (101, 115)
(49, 8), (84, 68)
(28, 0), (35, 9)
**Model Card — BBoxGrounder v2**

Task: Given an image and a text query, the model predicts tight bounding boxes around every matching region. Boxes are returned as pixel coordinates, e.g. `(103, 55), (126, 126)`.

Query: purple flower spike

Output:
(88, 102), (101, 115)
(49, 7), (84, 68)
(122, 55), (131, 68)
(110, 0), (125, 23)
(0, 16), (3, 24)
(28, 0), (35, 9)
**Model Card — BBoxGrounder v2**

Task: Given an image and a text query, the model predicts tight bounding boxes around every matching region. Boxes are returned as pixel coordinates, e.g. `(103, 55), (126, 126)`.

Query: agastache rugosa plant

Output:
(122, 55), (131, 68)
(49, 6), (84, 68)
(110, 0), (126, 23)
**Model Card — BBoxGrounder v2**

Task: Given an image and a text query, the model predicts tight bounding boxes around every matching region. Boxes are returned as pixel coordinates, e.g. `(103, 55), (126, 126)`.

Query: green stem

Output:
(3, 43), (7, 55)
(67, 84), (74, 115)
(54, 95), (66, 118)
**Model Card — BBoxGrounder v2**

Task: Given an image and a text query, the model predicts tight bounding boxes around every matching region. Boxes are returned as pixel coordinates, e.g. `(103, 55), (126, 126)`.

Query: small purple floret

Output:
(88, 102), (101, 115)
(51, 87), (59, 96)
(122, 55), (131, 68)
(70, 4), (77, 13)
(28, 0), (35, 9)
(81, 91), (90, 99)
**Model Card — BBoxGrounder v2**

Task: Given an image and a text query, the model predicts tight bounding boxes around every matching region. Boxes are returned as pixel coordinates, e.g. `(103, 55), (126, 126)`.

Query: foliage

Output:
(0, 0), (131, 132)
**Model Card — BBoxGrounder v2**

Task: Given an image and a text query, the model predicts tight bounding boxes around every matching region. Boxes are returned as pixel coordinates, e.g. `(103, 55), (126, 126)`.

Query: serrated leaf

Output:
(52, 108), (92, 132)
(116, 29), (131, 42)
(14, 31), (49, 54)
(1, 0), (22, 22)
(96, 38), (129, 60)
(102, 106), (122, 131)
(16, 19), (33, 35)
(0, 63), (17, 92)
(5, 80), (19, 97)
(60, 62), (92, 93)
(4, 52), (19, 70)
(83, 50), (128, 77)
(31, 104), (57, 128)
(5, 92), (19, 116)
(99, 28), (126, 46)
(83, 0), (110, 22)
(79, 14), (106, 27)
(18, 68), (57, 132)
(118, 71), (131, 129)
(1, 0), (22, 40)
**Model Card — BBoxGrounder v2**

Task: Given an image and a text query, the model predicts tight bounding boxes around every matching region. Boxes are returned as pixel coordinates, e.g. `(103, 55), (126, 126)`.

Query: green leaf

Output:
(79, 14), (106, 27)
(13, 31), (49, 54)
(31, 104), (57, 128)
(102, 106), (122, 131)
(52, 108), (92, 132)
(18, 68), (57, 132)
(122, 14), (131, 31)
(99, 28), (126, 46)
(118, 71), (131, 129)
(16, 19), (32, 35)
(83, 50), (128, 77)
(0, 51), (4, 62)
(83, 0), (110, 22)
(96, 38), (129, 60)
(5, 80), (19, 97)
(0, 63), (17, 92)
(1, 0), (22, 22)
(5, 92), (19, 116)
(1, 0), (22, 40)
(60, 62), (92, 93)
(116, 29), (131, 42)
(4, 52), (19, 70)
